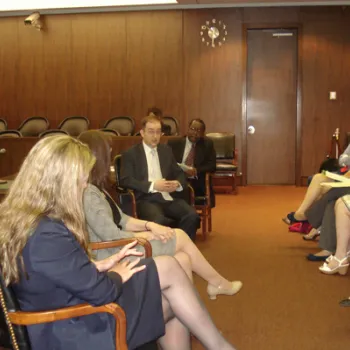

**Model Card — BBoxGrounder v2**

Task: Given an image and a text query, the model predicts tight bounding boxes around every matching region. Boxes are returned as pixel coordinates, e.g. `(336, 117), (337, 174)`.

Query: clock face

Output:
(200, 19), (228, 48)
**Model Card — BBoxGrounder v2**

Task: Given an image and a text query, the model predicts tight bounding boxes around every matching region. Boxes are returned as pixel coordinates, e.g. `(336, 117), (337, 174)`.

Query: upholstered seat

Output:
(104, 117), (135, 136)
(100, 128), (121, 137)
(58, 116), (90, 136)
(216, 163), (238, 171)
(0, 119), (7, 132)
(39, 129), (69, 138)
(0, 130), (22, 138)
(162, 116), (179, 136)
(206, 132), (238, 194)
(18, 117), (49, 137)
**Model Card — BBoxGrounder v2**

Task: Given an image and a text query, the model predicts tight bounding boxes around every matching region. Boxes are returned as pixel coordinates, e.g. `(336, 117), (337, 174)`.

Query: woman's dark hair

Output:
(78, 130), (112, 189)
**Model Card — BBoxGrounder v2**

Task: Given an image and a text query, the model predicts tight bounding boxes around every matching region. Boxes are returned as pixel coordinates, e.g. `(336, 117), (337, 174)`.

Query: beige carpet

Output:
(192, 186), (350, 350)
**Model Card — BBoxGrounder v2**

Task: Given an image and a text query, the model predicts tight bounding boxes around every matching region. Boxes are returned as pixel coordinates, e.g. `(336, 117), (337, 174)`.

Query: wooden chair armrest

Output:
(9, 303), (127, 350)
(187, 184), (195, 206)
(90, 238), (152, 258)
(205, 173), (211, 203)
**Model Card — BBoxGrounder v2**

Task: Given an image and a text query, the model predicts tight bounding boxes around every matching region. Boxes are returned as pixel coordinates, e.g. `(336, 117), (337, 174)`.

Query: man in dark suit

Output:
(120, 115), (200, 241)
(168, 119), (216, 207)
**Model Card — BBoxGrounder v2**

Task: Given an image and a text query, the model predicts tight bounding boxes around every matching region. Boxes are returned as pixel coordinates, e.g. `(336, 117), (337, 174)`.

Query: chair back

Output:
(0, 130), (22, 138)
(114, 154), (122, 187)
(206, 133), (235, 160)
(0, 119), (7, 132)
(99, 128), (120, 137)
(104, 117), (135, 136)
(39, 129), (69, 138)
(18, 117), (49, 137)
(0, 272), (31, 350)
(162, 116), (179, 136)
(58, 116), (90, 136)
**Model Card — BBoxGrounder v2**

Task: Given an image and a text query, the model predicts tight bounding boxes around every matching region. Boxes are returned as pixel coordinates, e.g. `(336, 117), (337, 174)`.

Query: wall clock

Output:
(200, 19), (228, 48)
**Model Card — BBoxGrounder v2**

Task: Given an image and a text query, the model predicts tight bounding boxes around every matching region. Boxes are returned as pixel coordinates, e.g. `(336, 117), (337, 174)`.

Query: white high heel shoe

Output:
(326, 250), (350, 264)
(319, 256), (349, 276)
(207, 281), (243, 300)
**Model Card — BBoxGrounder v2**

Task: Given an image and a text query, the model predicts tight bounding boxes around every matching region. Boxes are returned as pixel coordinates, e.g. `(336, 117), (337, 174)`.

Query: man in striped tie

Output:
(168, 119), (216, 207)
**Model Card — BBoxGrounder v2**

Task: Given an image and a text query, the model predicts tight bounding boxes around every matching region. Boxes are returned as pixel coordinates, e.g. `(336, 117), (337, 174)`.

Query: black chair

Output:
(58, 116), (90, 136)
(0, 119), (7, 132)
(99, 128), (121, 137)
(18, 117), (49, 137)
(113, 154), (138, 217)
(39, 129), (69, 138)
(162, 116), (179, 136)
(0, 130), (22, 138)
(206, 132), (238, 194)
(0, 238), (154, 350)
(104, 117), (135, 136)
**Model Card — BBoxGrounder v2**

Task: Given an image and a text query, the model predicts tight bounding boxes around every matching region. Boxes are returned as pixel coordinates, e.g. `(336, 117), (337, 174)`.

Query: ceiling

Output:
(1, 0), (350, 17)
(176, 0), (350, 5)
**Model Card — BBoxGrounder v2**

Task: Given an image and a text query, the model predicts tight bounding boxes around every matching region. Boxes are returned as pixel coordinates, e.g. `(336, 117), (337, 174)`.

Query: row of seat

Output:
(0, 115), (180, 137)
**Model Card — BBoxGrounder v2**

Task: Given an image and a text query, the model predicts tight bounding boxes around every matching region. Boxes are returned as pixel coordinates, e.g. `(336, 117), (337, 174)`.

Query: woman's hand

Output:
(109, 258), (146, 283)
(95, 240), (144, 272)
(148, 222), (175, 243)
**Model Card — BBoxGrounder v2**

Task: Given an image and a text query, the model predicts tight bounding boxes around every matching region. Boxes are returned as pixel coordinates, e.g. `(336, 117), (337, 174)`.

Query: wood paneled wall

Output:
(1, 6), (350, 179)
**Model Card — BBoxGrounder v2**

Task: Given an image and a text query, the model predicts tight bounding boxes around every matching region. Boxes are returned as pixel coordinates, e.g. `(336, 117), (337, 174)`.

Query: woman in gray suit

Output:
(79, 131), (242, 301)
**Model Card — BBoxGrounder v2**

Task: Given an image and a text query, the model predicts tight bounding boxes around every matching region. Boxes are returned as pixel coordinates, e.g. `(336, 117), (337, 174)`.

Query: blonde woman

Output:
(79, 130), (242, 300)
(0, 135), (237, 350)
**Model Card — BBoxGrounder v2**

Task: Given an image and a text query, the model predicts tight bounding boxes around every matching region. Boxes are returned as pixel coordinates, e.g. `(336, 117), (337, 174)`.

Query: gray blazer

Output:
(83, 184), (176, 261)
(84, 184), (135, 260)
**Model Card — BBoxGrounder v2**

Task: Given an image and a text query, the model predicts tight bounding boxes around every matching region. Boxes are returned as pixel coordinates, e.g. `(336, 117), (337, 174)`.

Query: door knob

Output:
(0, 148), (6, 154)
(247, 125), (255, 135)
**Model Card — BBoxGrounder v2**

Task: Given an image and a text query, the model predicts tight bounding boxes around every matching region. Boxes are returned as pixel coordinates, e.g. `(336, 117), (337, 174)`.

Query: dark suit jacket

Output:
(12, 217), (122, 350)
(120, 143), (187, 201)
(168, 136), (216, 207)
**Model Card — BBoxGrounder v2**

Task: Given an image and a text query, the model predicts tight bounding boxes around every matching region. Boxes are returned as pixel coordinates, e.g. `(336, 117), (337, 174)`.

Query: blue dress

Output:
(12, 217), (164, 350)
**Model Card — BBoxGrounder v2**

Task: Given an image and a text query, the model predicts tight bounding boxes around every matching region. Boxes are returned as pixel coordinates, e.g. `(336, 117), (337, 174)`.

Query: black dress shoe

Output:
(306, 253), (330, 262)
(339, 297), (350, 307)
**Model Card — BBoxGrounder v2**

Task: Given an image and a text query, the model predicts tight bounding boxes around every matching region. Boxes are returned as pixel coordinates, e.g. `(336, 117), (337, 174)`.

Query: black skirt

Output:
(117, 258), (165, 350)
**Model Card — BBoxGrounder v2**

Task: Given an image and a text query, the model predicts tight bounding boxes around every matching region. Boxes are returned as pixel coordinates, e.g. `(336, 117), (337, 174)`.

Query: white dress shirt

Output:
(182, 137), (194, 163)
(143, 142), (173, 201)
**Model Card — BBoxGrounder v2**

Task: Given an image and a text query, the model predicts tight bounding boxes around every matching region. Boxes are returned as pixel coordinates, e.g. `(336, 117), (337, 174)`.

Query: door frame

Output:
(241, 23), (303, 186)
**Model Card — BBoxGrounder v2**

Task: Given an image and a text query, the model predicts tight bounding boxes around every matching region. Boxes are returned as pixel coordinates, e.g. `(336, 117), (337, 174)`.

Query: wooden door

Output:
(246, 29), (297, 185)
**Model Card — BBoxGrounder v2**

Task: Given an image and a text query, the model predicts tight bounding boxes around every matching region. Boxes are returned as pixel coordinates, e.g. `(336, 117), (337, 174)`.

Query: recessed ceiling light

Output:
(0, 0), (177, 12)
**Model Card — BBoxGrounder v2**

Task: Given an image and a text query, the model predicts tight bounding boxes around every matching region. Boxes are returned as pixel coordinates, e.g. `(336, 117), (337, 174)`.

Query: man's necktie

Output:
(150, 148), (172, 201)
(185, 143), (195, 167)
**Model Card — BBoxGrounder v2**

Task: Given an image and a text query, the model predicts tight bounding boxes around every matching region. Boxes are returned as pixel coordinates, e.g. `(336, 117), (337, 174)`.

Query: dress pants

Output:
(305, 187), (350, 253)
(136, 194), (200, 241)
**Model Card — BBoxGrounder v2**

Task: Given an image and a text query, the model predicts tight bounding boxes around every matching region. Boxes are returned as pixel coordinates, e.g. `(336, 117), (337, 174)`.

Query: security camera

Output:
(24, 12), (43, 31)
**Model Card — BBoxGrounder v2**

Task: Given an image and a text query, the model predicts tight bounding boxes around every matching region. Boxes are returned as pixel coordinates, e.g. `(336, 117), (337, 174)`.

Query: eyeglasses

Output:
(189, 127), (203, 134)
(145, 129), (164, 136)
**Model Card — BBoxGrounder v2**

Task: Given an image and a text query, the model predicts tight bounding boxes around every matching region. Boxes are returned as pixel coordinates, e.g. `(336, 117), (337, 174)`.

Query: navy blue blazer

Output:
(12, 217), (122, 350)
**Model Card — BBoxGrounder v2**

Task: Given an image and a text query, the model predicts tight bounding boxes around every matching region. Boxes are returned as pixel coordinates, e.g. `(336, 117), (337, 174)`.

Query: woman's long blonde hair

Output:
(0, 135), (96, 285)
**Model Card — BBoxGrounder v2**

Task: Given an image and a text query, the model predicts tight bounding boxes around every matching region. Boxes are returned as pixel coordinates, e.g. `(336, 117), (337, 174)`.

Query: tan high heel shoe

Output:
(207, 281), (243, 300)
(319, 256), (349, 276)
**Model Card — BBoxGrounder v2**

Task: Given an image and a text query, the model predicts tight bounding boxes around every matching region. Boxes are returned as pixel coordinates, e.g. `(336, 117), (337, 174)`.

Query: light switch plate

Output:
(329, 91), (337, 100)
